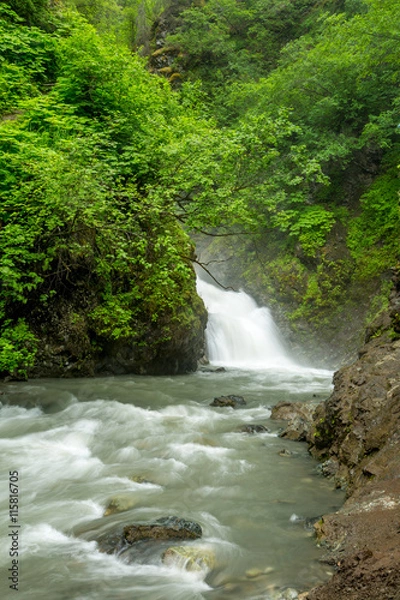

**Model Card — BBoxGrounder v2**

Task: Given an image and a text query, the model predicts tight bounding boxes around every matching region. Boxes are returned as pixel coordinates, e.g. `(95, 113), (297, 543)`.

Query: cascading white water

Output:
(196, 278), (295, 369)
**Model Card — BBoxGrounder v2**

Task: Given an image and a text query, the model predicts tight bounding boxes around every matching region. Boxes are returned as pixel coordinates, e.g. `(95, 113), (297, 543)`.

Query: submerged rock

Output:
(245, 566), (275, 579)
(210, 395), (246, 408)
(103, 495), (137, 517)
(278, 448), (295, 457)
(199, 365), (226, 373)
(124, 516), (202, 545)
(241, 423), (269, 433)
(129, 475), (151, 484)
(162, 545), (216, 572)
(238, 424), (269, 434)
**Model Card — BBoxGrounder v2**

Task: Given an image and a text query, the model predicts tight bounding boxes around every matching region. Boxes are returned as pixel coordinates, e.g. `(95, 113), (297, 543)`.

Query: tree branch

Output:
(191, 257), (236, 290)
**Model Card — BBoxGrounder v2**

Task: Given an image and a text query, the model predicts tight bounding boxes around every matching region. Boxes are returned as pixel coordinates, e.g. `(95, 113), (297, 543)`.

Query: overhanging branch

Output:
(191, 257), (236, 290)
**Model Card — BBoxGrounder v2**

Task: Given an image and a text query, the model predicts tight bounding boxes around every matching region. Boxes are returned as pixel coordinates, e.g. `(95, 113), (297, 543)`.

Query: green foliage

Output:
(233, 0), (400, 137)
(66, 0), (169, 49)
(0, 8), (57, 114)
(203, 0), (400, 258)
(168, 0), (327, 92)
(282, 206), (336, 257)
(1, 0), (400, 376)
(6, 0), (53, 28)
(0, 320), (37, 379)
(347, 168), (400, 278)
(0, 7), (210, 375)
(264, 255), (308, 304)
(290, 258), (354, 324)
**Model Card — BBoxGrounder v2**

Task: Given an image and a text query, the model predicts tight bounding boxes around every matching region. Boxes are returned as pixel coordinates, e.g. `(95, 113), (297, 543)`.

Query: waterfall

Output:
(196, 278), (295, 370)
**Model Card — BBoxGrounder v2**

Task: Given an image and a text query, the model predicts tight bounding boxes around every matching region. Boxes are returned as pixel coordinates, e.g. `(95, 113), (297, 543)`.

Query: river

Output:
(0, 281), (344, 600)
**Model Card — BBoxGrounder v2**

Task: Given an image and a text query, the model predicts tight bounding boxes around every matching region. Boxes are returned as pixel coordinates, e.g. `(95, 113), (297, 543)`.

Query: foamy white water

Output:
(197, 278), (296, 369)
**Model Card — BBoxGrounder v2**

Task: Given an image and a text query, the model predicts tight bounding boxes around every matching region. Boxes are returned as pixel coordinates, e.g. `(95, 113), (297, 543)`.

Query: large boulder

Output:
(94, 515), (203, 557)
(308, 339), (400, 492)
(123, 516), (202, 545)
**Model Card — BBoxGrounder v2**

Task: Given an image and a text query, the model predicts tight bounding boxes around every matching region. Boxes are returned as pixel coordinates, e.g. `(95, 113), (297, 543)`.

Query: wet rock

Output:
(124, 516), (202, 545)
(103, 495), (137, 517)
(308, 341), (400, 492)
(304, 516), (322, 531)
(210, 395), (246, 408)
(94, 528), (126, 555)
(199, 365), (226, 373)
(316, 458), (340, 478)
(278, 448), (295, 457)
(238, 424), (269, 434)
(162, 545), (216, 572)
(215, 573), (278, 599)
(94, 516), (203, 556)
(270, 401), (316, 441)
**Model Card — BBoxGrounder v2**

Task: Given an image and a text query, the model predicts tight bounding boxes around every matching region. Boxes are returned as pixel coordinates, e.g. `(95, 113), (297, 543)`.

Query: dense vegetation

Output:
(0, 1), (210, 376)
(0, 0), (399, 376)
(165, 0), (400, 361)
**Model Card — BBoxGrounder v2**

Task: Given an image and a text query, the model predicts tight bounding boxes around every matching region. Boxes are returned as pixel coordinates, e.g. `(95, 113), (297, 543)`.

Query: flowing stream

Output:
(0, 282), (344, 600)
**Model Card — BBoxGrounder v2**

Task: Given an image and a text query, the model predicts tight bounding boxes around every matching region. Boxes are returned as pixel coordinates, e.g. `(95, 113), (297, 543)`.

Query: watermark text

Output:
(8, 470), (20, 591)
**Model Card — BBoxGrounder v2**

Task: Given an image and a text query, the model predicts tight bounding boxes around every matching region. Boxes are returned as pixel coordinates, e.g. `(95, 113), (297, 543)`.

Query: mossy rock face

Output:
(24, 266), (207, 378)
(162, 545), (216, 572)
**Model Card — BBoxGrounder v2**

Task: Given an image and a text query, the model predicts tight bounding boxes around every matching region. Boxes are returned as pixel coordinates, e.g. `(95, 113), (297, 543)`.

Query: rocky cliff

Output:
(272, 264), (400, 600)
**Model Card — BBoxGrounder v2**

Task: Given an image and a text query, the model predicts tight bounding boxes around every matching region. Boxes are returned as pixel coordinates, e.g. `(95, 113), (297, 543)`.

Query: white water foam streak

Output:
(197, 278), (295, 369)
